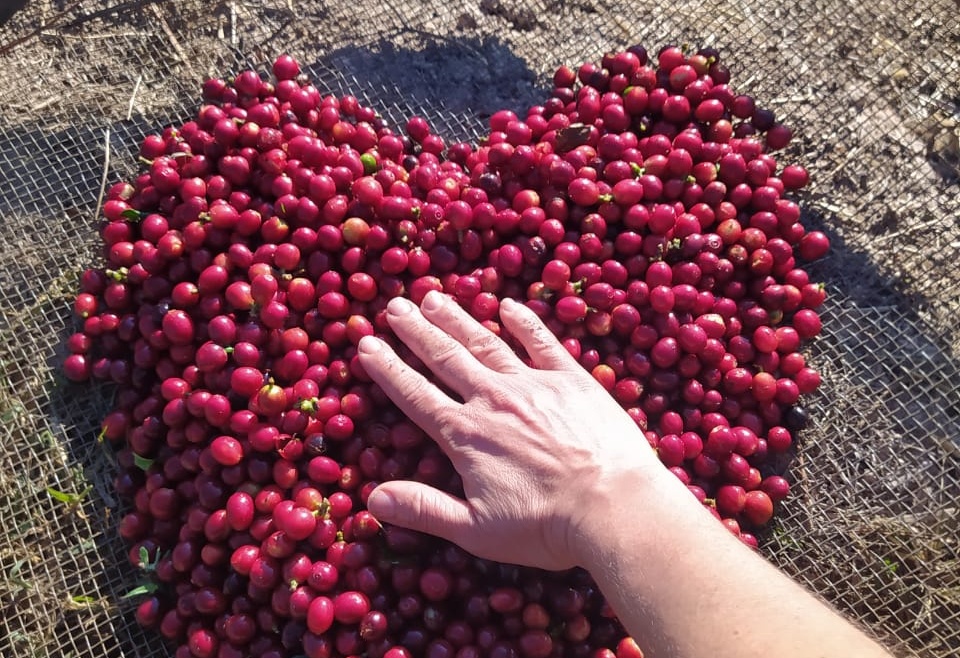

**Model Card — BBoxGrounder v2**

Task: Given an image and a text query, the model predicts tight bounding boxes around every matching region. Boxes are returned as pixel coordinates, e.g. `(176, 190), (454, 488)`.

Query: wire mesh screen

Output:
(0, 1), (958, 657)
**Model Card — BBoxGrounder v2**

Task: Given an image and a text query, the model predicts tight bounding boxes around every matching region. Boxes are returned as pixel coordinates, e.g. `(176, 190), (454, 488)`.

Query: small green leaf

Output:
(137, 546), (164, 572)
(47, 486), (90, 506)
(47, 487), (74, 504)
(7, 559), (32, 590)
(133, 453), (154, 471)
(120, 208), (143, 221)
(67, 538), (97, 557)
(71, 595), (98, 605)
(37, 430), (56, 448)
(121, 582), (158, 599)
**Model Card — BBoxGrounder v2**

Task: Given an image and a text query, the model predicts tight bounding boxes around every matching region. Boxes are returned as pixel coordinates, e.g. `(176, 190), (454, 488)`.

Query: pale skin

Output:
(356, 290), (894, 658)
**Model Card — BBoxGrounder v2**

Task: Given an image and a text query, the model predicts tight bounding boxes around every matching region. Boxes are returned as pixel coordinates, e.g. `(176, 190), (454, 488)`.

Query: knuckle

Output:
(402, 378), (460, 435)
(406, 487), (430, 521)
(430, 404), (458, 433)
(533, 334), (576, 368)
(406, 488), (447, 537)
(525, 320), (554, 346)
(525, 318), (555, 345)
(575, 374), (599, 394)
(467, 330), (502, 358)
(430, 336), (465, 368)
(377, 349), (399, 371)
(403, 376), (437, 410)
(518, 305), (547, 333)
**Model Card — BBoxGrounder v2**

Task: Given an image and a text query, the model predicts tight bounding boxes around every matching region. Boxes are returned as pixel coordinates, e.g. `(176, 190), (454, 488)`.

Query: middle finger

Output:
(420, 291), (524, 374)
(386, 296), (494, 399)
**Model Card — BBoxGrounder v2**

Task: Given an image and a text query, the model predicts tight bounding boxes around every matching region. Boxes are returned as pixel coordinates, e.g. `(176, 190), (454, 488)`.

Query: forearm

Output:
(575, 467), (893, 658)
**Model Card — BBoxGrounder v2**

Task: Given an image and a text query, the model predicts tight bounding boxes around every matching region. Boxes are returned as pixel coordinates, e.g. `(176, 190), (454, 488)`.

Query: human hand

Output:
(357, 290), (665, 570)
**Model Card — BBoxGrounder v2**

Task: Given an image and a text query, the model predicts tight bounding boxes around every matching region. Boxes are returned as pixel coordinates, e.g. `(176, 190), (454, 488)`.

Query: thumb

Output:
(367, 481), (477, 546)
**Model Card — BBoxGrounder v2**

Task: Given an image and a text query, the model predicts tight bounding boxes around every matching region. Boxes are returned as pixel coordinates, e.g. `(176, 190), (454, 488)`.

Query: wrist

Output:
(566, 457), (687, 570)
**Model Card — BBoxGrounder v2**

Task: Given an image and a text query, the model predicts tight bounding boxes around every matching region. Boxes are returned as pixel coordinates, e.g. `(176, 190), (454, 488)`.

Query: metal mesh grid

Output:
(0, 1), (957, 657)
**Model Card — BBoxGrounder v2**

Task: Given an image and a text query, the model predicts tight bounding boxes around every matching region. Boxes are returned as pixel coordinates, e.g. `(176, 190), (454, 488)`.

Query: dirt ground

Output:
(0, 1), (958, 657)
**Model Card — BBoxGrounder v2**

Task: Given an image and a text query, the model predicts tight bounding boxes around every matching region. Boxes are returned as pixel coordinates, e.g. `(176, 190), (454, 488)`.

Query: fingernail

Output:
(387, 297), (415, 316)
(367, 488), (396, 520)
(422, 290), (445, 311)
(501, 298), (516, 309)
(358, 335), (383, 354)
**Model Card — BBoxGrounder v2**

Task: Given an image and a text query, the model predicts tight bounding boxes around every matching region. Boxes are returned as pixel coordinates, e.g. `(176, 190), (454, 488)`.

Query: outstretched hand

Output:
(357, 290), (664, 570)
(357, 291), (897, 658)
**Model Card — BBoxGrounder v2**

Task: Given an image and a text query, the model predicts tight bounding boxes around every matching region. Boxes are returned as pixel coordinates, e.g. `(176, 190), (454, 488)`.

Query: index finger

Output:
(357, 335), (463, 451)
